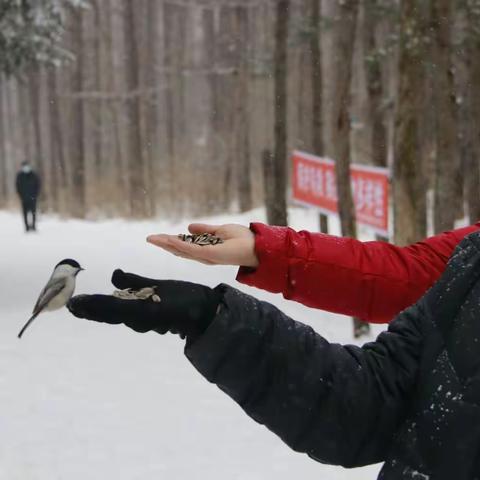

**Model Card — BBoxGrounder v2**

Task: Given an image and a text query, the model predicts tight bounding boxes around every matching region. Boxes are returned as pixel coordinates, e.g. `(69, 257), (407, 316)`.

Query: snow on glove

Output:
(67, 269), (221, 339)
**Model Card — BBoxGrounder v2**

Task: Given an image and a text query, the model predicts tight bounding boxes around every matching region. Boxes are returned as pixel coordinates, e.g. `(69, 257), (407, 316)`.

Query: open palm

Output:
(147, 223), (259, 268)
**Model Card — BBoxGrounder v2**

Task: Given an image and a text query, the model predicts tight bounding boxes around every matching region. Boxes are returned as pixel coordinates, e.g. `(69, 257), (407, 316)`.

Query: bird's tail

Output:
(17, 312), (40, 339)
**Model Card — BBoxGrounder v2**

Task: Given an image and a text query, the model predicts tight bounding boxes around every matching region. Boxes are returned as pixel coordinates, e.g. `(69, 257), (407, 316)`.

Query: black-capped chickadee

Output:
(17, 259), (84, 339)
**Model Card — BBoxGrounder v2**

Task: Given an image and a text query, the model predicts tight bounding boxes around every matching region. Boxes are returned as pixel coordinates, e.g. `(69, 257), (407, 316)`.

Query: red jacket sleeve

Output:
(236, 222), (480, 323)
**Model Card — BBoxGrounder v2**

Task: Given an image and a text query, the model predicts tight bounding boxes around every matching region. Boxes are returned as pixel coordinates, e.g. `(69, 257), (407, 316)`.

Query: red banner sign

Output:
(292, 150), (390, 236)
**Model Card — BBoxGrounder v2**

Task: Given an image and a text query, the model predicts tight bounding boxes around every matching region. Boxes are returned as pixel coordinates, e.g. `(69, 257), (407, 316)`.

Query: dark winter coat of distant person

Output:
(16, 161), (40, 232)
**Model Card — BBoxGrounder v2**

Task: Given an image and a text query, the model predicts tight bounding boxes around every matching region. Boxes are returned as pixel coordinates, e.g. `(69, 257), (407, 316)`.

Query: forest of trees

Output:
(0, 0), (480, 247)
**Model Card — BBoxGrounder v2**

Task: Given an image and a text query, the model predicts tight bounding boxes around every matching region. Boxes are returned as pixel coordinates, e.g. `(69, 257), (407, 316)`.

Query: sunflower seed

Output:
(177, 233), (224, 246)
(113, 287), (161, 302)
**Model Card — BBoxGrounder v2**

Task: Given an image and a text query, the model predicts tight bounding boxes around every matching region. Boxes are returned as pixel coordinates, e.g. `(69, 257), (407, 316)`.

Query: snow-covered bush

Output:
(0, 0), (86, 75)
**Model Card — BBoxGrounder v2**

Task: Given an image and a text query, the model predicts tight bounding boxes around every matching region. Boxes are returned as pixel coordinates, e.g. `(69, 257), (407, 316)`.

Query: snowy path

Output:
(0, 209), (384, 479)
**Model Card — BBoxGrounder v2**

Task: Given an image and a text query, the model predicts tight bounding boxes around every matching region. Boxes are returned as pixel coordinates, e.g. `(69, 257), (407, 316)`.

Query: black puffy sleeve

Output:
(185, 285), (426, 468)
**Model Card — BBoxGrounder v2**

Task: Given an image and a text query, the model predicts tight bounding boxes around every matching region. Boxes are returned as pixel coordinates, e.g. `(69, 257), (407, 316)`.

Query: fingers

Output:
(146, 233), (171, 247)
(147, 235), (218, 264)
(147, 235), (196, 257)
(111, 269), (159, 290)
(67, 295), (162, 333)
(147, 234), (187, 252)
(67, 294), (125, 323)
(187, 223), (220, 234)
(170, 241), (218, 264)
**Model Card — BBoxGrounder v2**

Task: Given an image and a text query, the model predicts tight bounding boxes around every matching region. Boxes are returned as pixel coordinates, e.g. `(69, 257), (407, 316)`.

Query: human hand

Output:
(67, 269), (221, 338)
(147, 223), (259, 268)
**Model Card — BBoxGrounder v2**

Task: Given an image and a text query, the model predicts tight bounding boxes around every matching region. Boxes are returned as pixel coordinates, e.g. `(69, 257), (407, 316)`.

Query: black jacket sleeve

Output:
(185, 285), (426, 468)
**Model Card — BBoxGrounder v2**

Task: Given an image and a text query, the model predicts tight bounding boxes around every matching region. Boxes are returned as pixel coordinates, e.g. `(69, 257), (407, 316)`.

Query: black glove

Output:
(67, 269), (221, 339)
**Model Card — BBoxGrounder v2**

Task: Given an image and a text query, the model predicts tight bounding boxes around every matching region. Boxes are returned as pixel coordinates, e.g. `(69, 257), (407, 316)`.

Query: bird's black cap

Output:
(56, 258), (82, 269)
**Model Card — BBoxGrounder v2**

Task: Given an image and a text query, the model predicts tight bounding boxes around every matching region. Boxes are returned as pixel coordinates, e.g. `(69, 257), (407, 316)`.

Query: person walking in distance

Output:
(16, 161), (41, 232)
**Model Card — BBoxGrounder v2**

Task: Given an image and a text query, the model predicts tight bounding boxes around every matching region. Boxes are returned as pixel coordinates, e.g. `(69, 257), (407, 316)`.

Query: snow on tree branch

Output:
(0, 0), (87, 76)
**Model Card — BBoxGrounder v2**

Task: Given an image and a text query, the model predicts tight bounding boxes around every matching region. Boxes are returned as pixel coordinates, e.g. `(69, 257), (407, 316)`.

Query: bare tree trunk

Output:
(146, 0), (161, 216)
(109, 0), (129, 216)
(310, 0), (328, 233)
(216, 7), (238, 212)
(4, 80), (18, 204)
(235, 6), (253, 212)
(271, 0), (290, 226)
(95, 0), (123, 215)
(90, 1), (103, 211)
(124, 0), (148, 217)
(329, 0), (367, 337)
(262, 149), (277, 223)
(28, 70), (45, 197)
(17, 81), (33, 174)
(81, 4), (99, 215)
(47, 68), (66, 212)
(94, 0), (108, 212)
(136, 0), (153, 216)
(203, 6), (225, 213)
(0, 77), (7, 207)
(466, 29), (480, 223)
(431, 0), (459, 233)
(363, 0), (389, 245)
(363, 0), (387, 168)
(174, 7), (188, 215)
(311, 0), (323, 156)
(296, 41), (313, 151)
(71, 9), (86, 218)
(330, 0), (359, 239)
(393, 2), (427, 245)
(162, 3), (187, 216)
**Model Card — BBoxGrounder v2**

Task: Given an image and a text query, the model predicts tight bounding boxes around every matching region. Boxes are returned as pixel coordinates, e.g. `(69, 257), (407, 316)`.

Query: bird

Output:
(17, 259), (84, 339)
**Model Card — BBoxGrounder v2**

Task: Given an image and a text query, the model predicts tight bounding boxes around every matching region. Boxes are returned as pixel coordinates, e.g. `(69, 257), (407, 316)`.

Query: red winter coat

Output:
(236, 222), (480, 323)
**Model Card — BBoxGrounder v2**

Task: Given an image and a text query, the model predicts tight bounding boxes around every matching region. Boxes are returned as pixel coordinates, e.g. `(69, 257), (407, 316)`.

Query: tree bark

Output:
(47, 68), (66, 212)
(465, 20), (480, 223)
(0, 77), (7, 207)
(310, 0), (328, 233)
(431, 0), (459, 233)
(271, 0), (290, 226)
(162, 2), (188, 216)
(92, 0), (103, 205)
(311, 0), (323, 156)
(330, 0), (359, 239)
(363, 0), (387, 168)
(329, 0), (367, 337)
(146, 0), (161, 216)
(71, 9), (86, 218)
(28, 70), (46, 200)
(393, 2), (427, 245)
(80, 4), (99, 215)
(235, 6), (253, 212)
(124, 0), (148, 217)
(262, 149), (277, 225)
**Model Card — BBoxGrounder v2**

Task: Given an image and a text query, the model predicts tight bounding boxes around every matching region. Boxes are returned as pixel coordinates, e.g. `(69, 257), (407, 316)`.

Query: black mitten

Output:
(67, 269), (221, 339)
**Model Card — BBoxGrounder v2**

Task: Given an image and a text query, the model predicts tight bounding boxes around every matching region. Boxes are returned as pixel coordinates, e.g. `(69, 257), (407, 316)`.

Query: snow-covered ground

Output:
(0, 208), (386, 480)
